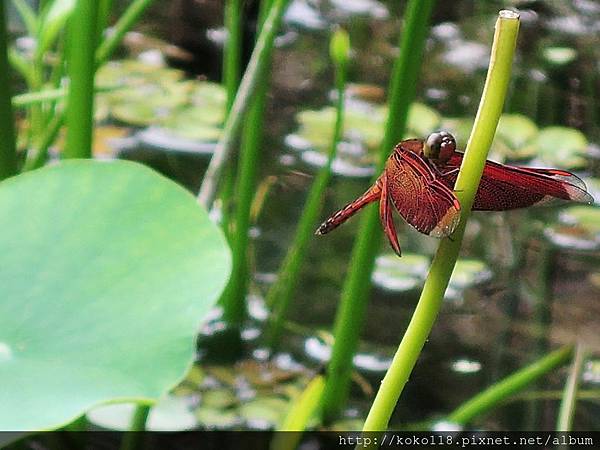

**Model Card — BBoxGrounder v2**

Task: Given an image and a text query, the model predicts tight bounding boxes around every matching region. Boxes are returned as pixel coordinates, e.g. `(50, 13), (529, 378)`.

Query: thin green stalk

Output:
(557, 343), (586, 431)
(120, 404), (151, 450)
(12, 84), (117, 108)
(197, 0), (291, 209)
(271, 374), (326, 450)
(18, 0), (155, 167)
(220, 0), (274, 327)
(219, 0), (244, 237)
(64, 0), (99, 159)
(95, 0), (157, 67)
(447, 346), (572, 426)
(320, 0), (436, 422)
(223, 0), (243, 112)
(0, 0), (18, 179)
(97, 0), (114, 43)
(264, 29), (350, 349)
(23, 111), (65, 170)
(360, 11), (520, 435)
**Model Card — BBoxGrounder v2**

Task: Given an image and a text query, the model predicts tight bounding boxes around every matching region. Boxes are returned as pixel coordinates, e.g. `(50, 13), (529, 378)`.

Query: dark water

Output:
(112, 0), (600, 431)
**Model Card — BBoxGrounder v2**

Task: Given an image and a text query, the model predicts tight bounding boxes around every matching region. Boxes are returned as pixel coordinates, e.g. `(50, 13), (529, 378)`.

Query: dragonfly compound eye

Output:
(424, 132), (444, 159)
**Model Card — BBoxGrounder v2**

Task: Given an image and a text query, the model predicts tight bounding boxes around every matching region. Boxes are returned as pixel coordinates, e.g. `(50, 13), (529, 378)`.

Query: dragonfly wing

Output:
(316, 181), (381, 235)
(386, 149), (461, 237)
(444, 153), (593, 210)
(379, 174), (402, 255)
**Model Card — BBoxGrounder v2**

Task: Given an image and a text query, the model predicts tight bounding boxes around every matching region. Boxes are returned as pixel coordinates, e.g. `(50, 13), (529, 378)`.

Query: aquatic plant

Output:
(362, 9), (520, 434)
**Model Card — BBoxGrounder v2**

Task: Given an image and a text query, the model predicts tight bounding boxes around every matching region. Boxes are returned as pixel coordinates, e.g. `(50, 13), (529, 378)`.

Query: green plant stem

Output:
(557, 343), (586, 431)
(120, 404), (151, 450)
(320, 0), (436, 422)
(219, 0), (244, 238)
(64, 0), (99, 159)
(97, 0), (115, 43)
(23, 111), (65, 171)
(20, 0), (155, 167)
(0, 0), (18, 180)
(447, 346), (572, 425)
(12, 85), (117, 108)
(197, 0), (291, 209)
(220, 0), (274, 327)
(95, 0), (157, 67)
(361, 10), (520, 435)
(264, 45), (348, 349)
(271, 374), (326, 450)
(223, 0), (243, 112)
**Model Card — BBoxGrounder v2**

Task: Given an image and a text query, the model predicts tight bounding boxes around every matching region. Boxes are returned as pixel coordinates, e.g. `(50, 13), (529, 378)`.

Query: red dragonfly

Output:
(316, 131), (593, 256)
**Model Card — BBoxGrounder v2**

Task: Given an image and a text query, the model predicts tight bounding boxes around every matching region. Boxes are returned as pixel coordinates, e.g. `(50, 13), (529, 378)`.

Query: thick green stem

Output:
(220, 0), (274, 328)
(447, 346), (572, 426)
(361, 10), (520, 435)
(271, 374), (326, 450)
(223, 0), (243, 112)
(97, 0), (115, 43)
(320, 0), (436, 422)
(197, 0), (291, 209)
(120, 404), (151, 450)
(557, 343), (586, 431)
(265, 31), (348, 349)
(0, 1), (18, 179)
(219, 0), (244, 240)
(64, 0), (99, 159)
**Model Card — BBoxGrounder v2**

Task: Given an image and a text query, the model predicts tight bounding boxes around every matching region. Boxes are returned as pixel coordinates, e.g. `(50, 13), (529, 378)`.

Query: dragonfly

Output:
(316, 131), (594, 256)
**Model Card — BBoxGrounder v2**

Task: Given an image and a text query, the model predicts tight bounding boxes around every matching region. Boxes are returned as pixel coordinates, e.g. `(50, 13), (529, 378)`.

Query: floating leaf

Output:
(446, 259), (492, 301)
(0, 160), (231, 430)
(493, 114), (539, 160)
(544, 205), (600, 250)
(534, 126), (588, 169)
(372, 253), (430, 292)
(195, 407), (240, 430)
(372, 253), (491, 301)
(542, 47), (577, 66)
(238, 397), (289, 429)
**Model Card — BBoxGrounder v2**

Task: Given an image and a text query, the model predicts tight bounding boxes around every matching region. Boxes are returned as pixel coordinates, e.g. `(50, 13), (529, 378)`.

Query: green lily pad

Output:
(87, 396), (197, 431)
(0, 160), (231, 430)
(544, 205), (600, 250)
(97, 60), (226, 135)
(446, 259), (492, 301)
(493, 114), (539, 160)
(201, 388), (238, 409)
(543, 47), (577, 66)
(372, 253), (430, 292)
(238, 397), (289, 429)
(162, 107), (224, 141)
(195, 406), (240, 430)
(534, 126), (588, 169)
(372, 254), (491, 301)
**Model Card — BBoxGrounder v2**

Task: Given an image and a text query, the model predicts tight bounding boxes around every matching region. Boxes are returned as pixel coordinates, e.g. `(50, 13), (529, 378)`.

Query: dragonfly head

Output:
(423, 131), (456, 165)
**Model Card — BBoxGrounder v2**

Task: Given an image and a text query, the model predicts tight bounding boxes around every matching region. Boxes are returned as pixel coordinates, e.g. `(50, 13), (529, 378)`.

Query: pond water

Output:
(95, 0), (600, 432)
